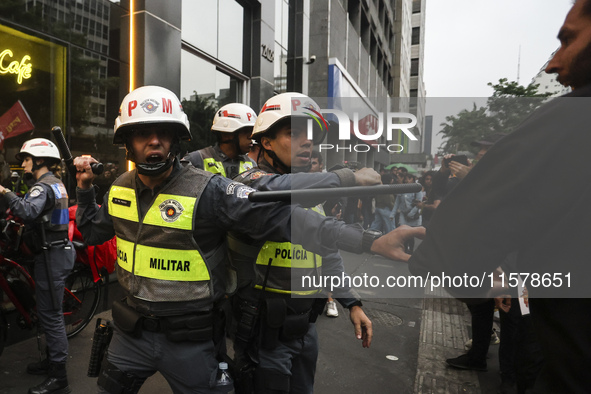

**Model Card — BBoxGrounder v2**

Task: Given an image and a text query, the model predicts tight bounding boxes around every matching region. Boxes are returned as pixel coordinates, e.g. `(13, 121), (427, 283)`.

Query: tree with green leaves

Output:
(438, 78), (553, 155)
(180, 94), (219, 155)
(486, 78), (554, 133)
(438, 104), (497, 154)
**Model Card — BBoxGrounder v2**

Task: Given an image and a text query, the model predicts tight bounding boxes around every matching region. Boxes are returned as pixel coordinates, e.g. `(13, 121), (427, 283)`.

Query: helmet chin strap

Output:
(265, 150), (291, 174)
(23, 158), (45, 180)
(219, 133), (242, 157)
(264, 149), (311, 174)
(126, 141), (180, 176)
(31, 158), (44, 172)
(136, 153), (175, 176)
(232, 133), (242, 155)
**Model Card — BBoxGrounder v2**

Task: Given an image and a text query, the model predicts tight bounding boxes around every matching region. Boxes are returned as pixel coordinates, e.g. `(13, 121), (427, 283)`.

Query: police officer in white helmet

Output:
(184, 103), (257, 179)
(73, 86), (423, 394)
(0, 138), (75, 394)
(228, 92), (376, 394)
(3, 170), (29, 195)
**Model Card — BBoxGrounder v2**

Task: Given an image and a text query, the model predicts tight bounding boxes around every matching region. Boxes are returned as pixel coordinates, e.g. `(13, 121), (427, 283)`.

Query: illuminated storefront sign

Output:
(0, 49), (32, 84)
(0, 23), (66, 131)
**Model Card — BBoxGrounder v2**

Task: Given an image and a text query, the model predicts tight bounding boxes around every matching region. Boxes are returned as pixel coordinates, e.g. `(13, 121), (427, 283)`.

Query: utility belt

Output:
(112, 299), (214, 342)
(23, 228), (69, 254)
(45, 230), (69, 243)
(229, 296), (325, 393)
(236, 295), (327, 350)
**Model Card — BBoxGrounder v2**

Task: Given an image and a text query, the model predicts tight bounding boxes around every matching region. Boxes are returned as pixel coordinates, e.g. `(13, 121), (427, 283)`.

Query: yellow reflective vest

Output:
(108, 166), (222, 309)
(199, 146), (254, 178)
(254, 205), (324, 295)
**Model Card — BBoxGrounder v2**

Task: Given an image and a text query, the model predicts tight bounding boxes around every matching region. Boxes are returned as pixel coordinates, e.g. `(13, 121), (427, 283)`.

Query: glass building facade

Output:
(0, 0), (126, 197)
(0, 0), (421, 192)
(0, 0), (292, 197)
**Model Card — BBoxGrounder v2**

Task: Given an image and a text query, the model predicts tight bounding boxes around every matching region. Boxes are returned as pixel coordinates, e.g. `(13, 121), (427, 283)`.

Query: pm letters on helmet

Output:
(128, 98), (173, 117)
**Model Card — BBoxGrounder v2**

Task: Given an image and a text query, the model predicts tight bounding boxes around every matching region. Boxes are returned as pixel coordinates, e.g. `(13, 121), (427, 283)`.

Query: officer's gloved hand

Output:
(353, 168), (381, 186)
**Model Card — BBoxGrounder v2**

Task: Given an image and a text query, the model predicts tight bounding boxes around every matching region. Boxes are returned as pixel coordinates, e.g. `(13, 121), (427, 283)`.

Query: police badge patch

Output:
(159, 199), (184, 222)
(236, 186), (256, 199)
(141, 98), (159, 114)
(249, 171), (269, 180)
(28, 186), (43, 198)
(226, 182), (241, 195)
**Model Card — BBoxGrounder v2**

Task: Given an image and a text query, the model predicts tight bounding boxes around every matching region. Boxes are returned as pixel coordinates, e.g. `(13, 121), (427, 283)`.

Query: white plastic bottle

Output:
(215, 362), (235, 394)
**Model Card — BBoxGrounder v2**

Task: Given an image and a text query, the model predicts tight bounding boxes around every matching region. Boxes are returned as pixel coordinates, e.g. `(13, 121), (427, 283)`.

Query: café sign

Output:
(0, 49), (32, 84)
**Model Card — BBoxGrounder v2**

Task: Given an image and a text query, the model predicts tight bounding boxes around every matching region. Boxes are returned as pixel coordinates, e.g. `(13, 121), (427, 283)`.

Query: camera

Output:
(443, 155), (469, 166)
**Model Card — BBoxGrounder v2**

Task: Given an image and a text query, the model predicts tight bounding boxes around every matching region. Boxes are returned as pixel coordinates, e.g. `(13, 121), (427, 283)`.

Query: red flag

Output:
(0, 100), (35, 148)
(356, 114), (379, 136)
(355, 114), (380, 148)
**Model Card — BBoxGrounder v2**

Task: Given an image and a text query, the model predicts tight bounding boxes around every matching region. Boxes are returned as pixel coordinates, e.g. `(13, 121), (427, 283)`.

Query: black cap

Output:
(470, 132), (508, 147)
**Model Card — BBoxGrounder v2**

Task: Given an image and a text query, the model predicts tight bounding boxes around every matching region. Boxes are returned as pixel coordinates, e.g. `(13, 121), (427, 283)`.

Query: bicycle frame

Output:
(0, 213), (105, 355)
(0, 255), (36, 328)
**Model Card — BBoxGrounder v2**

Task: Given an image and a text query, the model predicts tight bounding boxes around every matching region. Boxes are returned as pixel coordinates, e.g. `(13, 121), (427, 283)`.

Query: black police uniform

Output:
(76, 160), (368, 393)
(4, 172), (75, 364)
(228, 158), (364, 394)
(185, 144), (255, 180)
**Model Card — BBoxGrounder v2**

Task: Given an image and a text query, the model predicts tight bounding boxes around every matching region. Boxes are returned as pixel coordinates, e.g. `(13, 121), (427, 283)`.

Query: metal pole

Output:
(248, 183), (422, 203)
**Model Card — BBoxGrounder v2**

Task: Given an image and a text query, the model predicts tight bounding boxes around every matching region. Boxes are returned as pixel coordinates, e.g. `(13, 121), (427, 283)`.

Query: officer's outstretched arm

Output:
(370, 225), (427, 262)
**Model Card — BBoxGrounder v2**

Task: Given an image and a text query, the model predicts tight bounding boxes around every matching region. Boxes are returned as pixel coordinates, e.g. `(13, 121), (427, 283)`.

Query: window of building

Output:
(412, 27), (420, 45)
(0, 24), (67, 137)
(412, 0), (421, 14)
(182, 0), (244, 72)
(360, 10), (370, 50)
(274, 0), (289, 93)
(180, 50), (245, 153)
(0, 0), (125, 192)
(411, 58), (419, 76)
(348, 0), (361, 36)
(274, 42), (287, 94)
(180, 51), (243, 107)
(217, 0), (244, 71)
(275, 0), (289, 49)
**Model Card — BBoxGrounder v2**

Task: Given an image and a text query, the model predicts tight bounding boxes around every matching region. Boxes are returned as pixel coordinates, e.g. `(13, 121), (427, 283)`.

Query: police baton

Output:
(248, 183), (422, 203)
(39, 223), (60, 310)
(51, 126), (104, 181)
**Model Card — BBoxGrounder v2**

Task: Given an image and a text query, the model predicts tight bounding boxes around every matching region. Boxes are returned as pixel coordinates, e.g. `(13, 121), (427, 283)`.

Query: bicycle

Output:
(0, 206), (113, 356)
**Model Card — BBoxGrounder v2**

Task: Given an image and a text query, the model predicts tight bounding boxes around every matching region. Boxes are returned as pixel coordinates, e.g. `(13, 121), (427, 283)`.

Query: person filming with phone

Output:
(434, 133), (507, 199)
(444, 154), (471, 180)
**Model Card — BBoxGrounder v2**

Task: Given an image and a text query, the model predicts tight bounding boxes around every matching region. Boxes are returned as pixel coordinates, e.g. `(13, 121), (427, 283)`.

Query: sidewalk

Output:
(314, 253), (502, 394)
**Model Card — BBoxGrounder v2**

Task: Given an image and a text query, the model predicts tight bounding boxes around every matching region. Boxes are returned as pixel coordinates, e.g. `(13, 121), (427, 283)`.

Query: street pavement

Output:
(0, 251), (504, 393)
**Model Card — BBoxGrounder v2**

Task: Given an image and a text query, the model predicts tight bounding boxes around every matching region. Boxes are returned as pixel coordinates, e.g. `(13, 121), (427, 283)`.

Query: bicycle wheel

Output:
(63, 262), (102, 338)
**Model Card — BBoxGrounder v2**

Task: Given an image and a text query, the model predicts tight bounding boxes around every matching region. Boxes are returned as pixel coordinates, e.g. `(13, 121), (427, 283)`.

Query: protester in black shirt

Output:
(373, 1), (591, 391)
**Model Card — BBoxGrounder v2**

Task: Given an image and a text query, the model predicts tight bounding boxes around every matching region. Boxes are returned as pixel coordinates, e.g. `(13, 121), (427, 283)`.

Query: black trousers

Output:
(466, 299), (495, 362)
